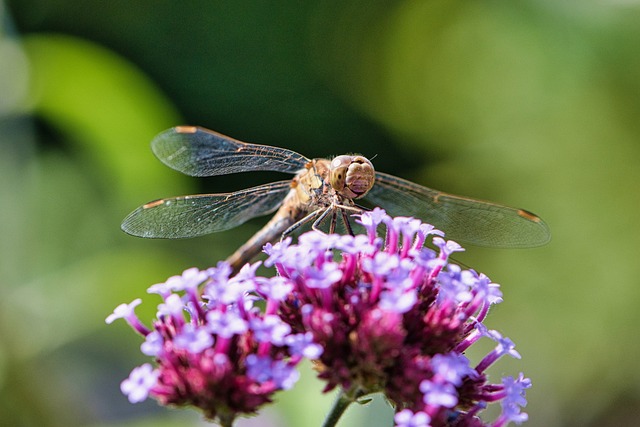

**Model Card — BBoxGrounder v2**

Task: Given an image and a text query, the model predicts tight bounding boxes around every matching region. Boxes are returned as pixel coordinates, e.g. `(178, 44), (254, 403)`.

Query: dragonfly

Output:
(122, 126), (550, 273)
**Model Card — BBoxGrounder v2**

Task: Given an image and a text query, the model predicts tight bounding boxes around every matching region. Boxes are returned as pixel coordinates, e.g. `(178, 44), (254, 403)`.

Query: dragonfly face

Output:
(122, 126), (550, 272)
(329, 155), (375, 199)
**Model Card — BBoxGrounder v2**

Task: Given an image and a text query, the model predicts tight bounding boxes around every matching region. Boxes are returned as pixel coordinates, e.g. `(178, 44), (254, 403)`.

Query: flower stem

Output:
(322, 388), (366, 427)
(322, 389), (353, 427)
(218, 412), (235, 427)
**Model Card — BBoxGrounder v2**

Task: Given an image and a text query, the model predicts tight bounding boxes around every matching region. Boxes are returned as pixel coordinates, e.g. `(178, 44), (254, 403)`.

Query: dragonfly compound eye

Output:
(330, 155), (375, 199)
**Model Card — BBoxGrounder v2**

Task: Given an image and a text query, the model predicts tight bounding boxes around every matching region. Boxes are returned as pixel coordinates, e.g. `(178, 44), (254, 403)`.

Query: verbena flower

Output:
(107, 263), (317, 426)
(108, 208), (530, 426)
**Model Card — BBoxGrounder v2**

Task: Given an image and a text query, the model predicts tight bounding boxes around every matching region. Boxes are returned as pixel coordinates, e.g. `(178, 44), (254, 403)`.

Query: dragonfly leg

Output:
(311, 207), (335, 233)
(281, 209), (323, 239)
(340, 208), (355, 236)
(328, 210), (338, 234)
(334, 203), (362, 214)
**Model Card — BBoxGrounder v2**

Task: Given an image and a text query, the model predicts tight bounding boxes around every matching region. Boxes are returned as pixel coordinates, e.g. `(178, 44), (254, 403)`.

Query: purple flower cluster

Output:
(266, 209), (530, 426)
(108, 208), (531, 426)
(107, 264), (319, 425)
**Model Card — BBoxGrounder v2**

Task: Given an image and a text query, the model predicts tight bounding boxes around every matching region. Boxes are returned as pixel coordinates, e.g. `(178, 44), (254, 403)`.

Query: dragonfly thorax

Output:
(329, 155), (375, 200)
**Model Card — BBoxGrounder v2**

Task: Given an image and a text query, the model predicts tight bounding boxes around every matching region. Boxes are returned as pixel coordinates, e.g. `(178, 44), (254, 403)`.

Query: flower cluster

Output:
(108, 208), (530, 427)
(107, 264), (320, 426)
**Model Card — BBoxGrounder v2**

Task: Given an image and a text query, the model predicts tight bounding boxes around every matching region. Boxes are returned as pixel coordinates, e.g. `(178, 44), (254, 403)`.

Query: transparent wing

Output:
(364, 172), (551, 248)
(151, 126), (310, 177)
(121, 181), (292, 238)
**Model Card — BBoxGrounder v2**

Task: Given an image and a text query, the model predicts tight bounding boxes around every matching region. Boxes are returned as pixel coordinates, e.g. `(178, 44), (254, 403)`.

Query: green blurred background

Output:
(1, 1), (639, 426)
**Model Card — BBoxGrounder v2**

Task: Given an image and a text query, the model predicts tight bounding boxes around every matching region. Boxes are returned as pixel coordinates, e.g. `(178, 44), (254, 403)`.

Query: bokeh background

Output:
(2, 1), (639, 426)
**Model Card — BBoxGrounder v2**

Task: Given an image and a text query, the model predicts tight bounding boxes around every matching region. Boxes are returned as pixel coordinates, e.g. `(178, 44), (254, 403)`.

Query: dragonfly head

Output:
(330, 155), (375, 199)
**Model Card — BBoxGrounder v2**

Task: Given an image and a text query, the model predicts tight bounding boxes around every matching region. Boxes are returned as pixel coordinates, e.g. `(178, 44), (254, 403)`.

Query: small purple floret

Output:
(120, 364), (159, 403)
(394, 408), (431, 427)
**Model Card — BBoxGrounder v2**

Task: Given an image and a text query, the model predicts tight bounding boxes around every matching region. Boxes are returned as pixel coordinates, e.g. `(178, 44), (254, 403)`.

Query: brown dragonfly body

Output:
(226, 156), (374, 271)
(122, 126), (550, 273)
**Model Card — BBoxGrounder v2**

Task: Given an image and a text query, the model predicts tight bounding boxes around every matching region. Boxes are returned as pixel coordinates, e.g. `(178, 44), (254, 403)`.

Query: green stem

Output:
(218, 412), (235, 427)
(323, 388), (371, 427)
(322, 389), (353, 427)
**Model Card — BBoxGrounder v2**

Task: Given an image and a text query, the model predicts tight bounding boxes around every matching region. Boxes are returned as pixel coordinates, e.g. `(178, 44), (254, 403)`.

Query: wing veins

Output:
(365, 172), (550, 248)
(152, 127), (310, 177)
(121, 181), (292, 238)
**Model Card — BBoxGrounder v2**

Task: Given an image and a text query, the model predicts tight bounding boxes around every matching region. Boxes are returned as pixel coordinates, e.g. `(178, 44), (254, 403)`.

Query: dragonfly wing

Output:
(364, 172), (550, 248)
(121, 181), (293, 238)
(152, 126), (311, 177)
